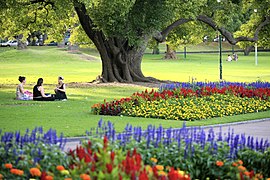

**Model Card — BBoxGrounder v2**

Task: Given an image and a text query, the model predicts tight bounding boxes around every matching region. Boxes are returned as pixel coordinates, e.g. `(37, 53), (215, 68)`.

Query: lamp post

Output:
(254, 9), (258, 66)
(219, 33), (222, 80)
(217, 0), (222, 80)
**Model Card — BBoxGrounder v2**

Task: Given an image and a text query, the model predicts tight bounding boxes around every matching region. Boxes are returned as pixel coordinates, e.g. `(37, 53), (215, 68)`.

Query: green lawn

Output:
(0, 46), (269, 136)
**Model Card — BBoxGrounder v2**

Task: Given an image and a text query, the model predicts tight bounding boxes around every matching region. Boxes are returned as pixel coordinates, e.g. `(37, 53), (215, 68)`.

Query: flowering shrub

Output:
(86, 119), (270, 179)
(1, 122), (270, 179)
(122, 94), (270, 120)
(66, 137), (191, 180)
(0, 127), (68, 179)
(159, 81), (270, 92)
(91, 81), (270, 120)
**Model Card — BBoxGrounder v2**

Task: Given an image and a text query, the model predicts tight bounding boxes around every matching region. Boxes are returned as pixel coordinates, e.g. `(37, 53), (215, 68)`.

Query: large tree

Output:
(1, 0), (269, 83)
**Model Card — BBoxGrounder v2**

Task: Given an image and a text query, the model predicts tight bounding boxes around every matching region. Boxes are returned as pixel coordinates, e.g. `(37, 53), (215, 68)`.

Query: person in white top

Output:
(16, 76), (33, 100)
(227, 55), (232, 61)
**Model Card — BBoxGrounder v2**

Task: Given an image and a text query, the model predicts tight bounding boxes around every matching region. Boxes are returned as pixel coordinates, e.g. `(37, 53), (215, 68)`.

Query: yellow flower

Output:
(158, 171), (167, 176)
(177, 170), (185, 177)
(150, 157), (158, 163)
(155, 165), (164, 171)
(61, 170), (70, 175)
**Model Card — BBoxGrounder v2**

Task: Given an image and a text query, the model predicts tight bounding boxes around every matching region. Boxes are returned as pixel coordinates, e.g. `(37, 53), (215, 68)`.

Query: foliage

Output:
(0, 1), (76, 42)
(234, 0), (270, 49)
(237, 148), (270, 178)
(85, 119), (270, 179)
(2, 121), (270, 179)
(166, 22), (203, 50)
(69, 25), (95, 48)
(0, 127), (68, 179)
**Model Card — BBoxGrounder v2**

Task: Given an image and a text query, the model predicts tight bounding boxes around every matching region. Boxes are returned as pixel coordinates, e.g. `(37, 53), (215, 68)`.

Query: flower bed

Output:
(91, 81), (270, 120)
(1, 120), (270, 179)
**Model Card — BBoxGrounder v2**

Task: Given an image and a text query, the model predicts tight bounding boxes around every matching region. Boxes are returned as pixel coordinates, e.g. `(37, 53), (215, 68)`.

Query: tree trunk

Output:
(90, 33), (153, 83)
(152, 41), (160, 54)
(244, 45), (254, 56)
(74, 2), (160, 83)
(164, 44), (177, 59)
(17, 40), (27, 50)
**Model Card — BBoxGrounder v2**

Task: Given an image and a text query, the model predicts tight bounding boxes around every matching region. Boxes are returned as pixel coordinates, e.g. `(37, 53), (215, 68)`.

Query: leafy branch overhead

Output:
(0, 0), (269, 83)
(155, 14), (270, 45)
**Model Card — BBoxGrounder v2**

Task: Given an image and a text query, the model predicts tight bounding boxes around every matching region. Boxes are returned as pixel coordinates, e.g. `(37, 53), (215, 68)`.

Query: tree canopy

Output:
(1, 0), (269, 82)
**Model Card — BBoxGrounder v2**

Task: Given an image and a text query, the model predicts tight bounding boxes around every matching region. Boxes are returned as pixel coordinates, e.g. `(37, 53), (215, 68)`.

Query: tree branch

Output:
(73, 1), (96, 40)
(154, 18), (192, 42)
(26, 0), (55, 8)
(197, 15), (270, 45)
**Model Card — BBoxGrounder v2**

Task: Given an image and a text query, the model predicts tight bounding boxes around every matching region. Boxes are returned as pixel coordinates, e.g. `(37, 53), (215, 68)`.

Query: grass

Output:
(0, 46), (269, 136)
(144, 41), (242, 53)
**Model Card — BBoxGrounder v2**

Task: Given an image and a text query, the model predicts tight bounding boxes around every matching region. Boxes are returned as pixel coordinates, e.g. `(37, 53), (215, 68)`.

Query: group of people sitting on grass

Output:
(16, 76), (67, 101)
(226, 53), (238, 62)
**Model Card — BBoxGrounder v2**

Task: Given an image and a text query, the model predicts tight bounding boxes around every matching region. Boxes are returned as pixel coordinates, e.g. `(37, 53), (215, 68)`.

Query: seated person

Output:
(33, 78), (55, 101)
(227, 55), (232, 61)
(233, 53), (238, 61)
(16, 76), (33, 100)
(54, 76), (67, 100)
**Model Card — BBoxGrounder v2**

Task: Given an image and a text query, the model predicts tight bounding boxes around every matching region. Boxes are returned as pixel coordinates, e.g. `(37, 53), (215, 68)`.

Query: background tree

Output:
(1, 0), (269, 83)
(234, 0), (270, 55)
(164, 21), (205, 59)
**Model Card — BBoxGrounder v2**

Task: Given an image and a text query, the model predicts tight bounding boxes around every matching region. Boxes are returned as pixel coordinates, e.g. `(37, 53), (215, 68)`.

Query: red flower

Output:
(111, 151), (115, 161)
(139, 169), (148, 180)
(84, 154), (91, 163)
(106, 163), (113, 173)
(40, 171), (47, 180)
(103, 136), (108, 149)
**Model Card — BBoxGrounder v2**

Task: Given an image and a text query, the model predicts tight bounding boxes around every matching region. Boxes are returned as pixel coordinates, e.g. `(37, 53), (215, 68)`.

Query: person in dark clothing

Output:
(33, 78), (55, 101)
(54, 76), (67, 100)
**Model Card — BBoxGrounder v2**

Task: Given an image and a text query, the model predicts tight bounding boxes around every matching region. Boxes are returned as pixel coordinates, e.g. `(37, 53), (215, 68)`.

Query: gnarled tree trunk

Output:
(164, 44), (177, 59)
(75, 3), (157, 83)
(244, 45), (254, 56)
(92, 33), (150, 82)
(17, 40), (27, 50)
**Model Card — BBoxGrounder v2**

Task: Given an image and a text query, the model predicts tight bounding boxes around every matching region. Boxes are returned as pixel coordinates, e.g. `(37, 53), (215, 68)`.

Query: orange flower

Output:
(238, 165), (246, 172)
(244, 171), (250, 176)
(216, 161), (224, 167)
(232, 162), (238, 167)
(30, 167), (41, 177)
(56, 165), (65, 171)
(256, 174), (263, 179)
(10, 168), (24, 176)
(80, 174), (91, 180)
(45, 175), (54, 180)
(0, 173), (3, 180)
(64, 178), (72, 180)
(150, 158), (158, 163)
(4, 163), (12, 169)
(155, 165), (164, 171)
(238, 160), (243, 165)
(146, 165), (153, 173)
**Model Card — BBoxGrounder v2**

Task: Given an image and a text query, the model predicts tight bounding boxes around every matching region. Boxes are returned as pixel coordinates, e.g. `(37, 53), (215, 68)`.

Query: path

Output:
(64, 118), (270, 151)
